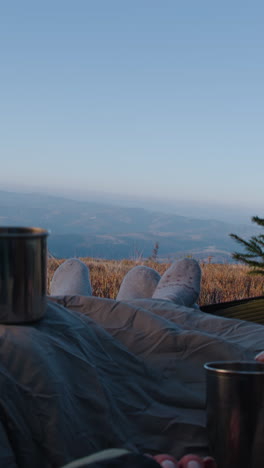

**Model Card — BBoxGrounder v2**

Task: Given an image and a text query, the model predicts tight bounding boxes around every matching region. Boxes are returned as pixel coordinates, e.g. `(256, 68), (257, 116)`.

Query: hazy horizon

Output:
(2, 187), (261, 262)
(1, 183), (262, 225)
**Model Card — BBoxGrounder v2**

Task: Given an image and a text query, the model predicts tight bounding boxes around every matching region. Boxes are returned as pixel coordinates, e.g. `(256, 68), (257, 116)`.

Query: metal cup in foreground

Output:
(0, 227), (49, 323)
(204, 361), (264, 468)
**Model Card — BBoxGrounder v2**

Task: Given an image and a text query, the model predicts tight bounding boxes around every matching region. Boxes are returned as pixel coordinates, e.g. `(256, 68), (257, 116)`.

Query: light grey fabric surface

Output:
(0, 296), (263, 467)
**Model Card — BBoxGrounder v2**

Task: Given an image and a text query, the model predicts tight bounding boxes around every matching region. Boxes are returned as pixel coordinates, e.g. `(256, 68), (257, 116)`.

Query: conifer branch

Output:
(230, 216), (264, 276)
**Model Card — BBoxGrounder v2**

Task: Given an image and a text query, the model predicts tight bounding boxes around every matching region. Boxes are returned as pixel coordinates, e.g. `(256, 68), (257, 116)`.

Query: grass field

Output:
(48, 257), (263, 305)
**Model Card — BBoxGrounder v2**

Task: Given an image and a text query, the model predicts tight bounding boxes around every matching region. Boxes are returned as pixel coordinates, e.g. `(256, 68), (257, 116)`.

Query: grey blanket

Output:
(1, 296), (264, 468)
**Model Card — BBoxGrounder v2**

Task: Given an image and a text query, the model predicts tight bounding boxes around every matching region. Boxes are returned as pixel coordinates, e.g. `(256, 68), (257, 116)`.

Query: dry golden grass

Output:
(200, 263), (263, 304)
(47, 257), (263, 306)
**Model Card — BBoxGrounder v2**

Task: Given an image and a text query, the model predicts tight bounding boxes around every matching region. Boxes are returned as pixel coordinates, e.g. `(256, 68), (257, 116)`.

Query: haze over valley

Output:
(0, 190), (261, 262)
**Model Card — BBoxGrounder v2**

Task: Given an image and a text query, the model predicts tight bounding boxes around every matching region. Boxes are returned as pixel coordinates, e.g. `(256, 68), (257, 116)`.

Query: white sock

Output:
(116, 266), (161, 300)
(152, 258), (201, 307)
(50, 259), (92, 296)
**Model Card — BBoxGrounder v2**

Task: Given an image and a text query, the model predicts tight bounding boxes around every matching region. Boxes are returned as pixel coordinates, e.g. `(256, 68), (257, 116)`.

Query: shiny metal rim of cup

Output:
(204, 361), (264, 375)
(0, 227), (50, 237)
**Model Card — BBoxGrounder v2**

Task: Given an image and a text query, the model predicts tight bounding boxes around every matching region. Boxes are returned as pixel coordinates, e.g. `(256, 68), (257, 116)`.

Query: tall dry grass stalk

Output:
(47, 257), (263, 306)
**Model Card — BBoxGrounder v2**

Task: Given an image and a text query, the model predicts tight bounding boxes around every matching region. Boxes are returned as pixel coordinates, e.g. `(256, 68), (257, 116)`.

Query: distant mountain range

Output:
(0, 190), (259, 262)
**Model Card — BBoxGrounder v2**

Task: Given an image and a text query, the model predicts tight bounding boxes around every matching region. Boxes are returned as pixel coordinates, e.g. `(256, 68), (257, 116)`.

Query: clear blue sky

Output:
(1, 1), (263, 211)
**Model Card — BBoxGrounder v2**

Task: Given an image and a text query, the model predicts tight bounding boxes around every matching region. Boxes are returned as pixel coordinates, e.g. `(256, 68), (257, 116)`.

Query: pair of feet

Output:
(50, 258), (201, 308)
(150, 453), (216, 468)
(61, 449), (216, 468)
(117, 258), (201, 308)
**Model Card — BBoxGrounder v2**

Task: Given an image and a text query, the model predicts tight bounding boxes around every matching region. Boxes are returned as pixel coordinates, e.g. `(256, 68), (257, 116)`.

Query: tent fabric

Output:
(0, 296), (264, 468)
(201, 296), (264, 325)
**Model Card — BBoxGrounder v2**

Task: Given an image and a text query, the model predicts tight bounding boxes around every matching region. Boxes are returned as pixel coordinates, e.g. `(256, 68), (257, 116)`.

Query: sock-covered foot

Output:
(50, 258), (92, 296)
(255, 351), (264, 362)
(151, 454), (178, 467)
(152, 258), (201, 307)
(116, 266), (161, 300)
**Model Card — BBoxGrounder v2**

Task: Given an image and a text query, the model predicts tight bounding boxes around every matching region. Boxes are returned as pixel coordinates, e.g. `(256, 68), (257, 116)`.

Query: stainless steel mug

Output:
(0, 227), (49, 323)
(204, 361), (264, 468)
